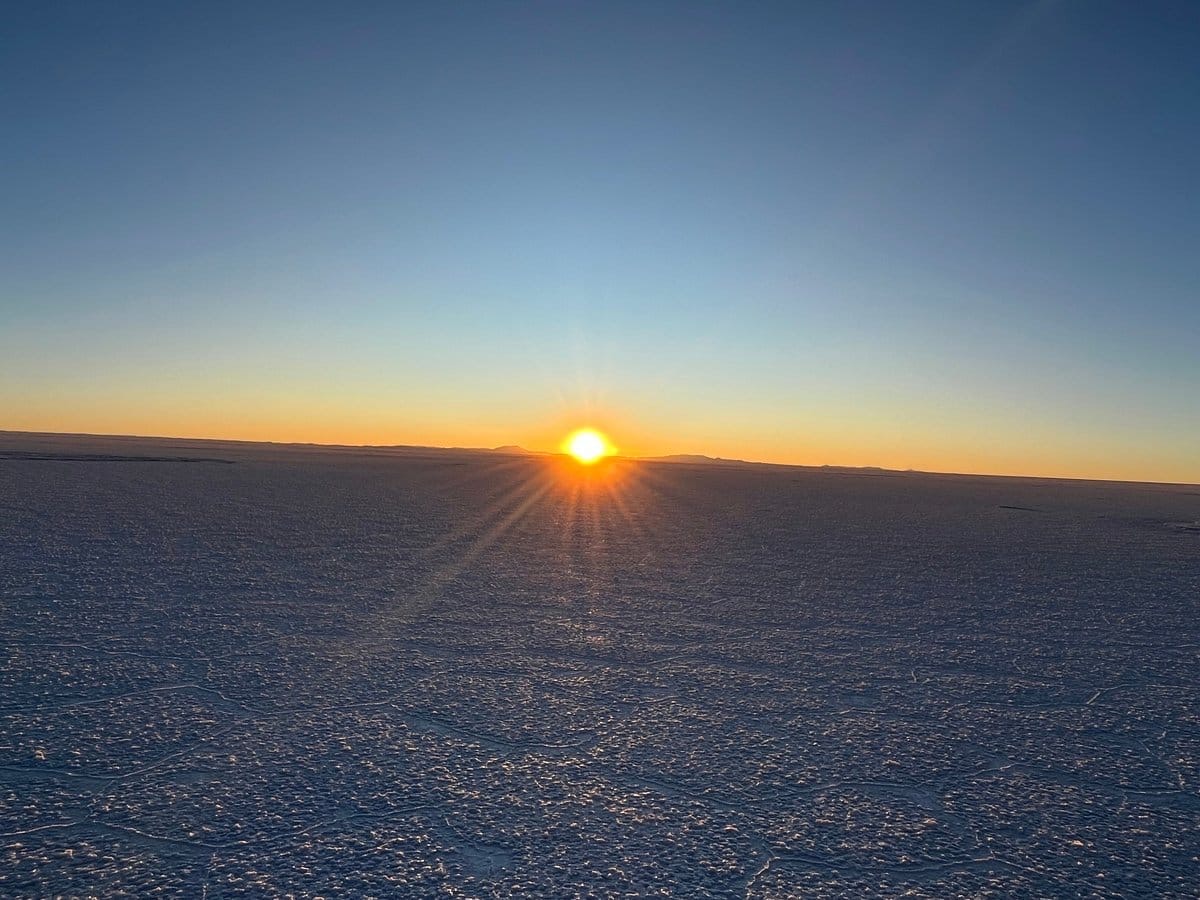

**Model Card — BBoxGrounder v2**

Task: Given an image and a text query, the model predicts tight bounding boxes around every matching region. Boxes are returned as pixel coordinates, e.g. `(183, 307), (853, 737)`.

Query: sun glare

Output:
(563, 428), (612, 465)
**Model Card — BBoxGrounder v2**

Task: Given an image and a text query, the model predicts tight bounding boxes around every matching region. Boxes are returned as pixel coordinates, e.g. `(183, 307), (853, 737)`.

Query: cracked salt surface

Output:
(1, 436), (1198, 897)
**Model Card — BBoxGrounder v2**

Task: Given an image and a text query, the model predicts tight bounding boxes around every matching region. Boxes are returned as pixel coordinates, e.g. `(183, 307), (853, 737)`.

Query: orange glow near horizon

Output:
(2, 406), (1197, 485)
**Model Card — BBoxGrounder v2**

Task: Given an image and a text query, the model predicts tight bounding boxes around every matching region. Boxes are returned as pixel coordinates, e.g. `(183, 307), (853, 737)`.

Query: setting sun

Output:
(563, 428), (613, 464)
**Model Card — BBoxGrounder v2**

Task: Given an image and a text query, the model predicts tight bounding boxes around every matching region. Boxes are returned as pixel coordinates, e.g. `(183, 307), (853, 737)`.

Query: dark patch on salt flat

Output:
(0, 450), (234, 464)
(1166, 521), (1200, 534)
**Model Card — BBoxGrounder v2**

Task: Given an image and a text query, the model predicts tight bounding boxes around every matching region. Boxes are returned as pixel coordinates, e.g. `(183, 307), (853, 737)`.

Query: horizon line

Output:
(2, 427), (1196, 489)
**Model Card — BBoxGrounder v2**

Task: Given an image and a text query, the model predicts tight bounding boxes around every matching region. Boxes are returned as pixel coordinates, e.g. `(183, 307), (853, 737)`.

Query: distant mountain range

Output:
(6, 431), (1183, 485)
(490, 445), (545, 455)
(642, 453), (734, 465)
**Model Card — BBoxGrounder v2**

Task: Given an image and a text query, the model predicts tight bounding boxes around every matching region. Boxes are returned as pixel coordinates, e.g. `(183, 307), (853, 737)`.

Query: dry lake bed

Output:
(1, 433), (1197, 897)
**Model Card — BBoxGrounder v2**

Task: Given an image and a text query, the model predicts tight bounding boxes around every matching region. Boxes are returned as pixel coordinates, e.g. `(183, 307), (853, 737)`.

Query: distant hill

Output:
(643, 453), (905, 477)
(644, 453), (740, 465)
(491, 445), (540, 455)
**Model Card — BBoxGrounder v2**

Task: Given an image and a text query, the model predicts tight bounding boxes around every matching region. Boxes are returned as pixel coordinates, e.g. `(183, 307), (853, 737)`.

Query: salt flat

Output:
(1, 434), (1197, 897)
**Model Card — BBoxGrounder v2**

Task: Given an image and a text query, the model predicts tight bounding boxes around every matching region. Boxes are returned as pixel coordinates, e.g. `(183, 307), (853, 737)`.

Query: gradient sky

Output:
(3, 1), (1198, 481)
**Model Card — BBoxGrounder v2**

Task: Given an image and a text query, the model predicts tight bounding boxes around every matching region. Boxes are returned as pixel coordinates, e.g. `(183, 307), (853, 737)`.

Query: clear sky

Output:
(3, 1), (1198, 482)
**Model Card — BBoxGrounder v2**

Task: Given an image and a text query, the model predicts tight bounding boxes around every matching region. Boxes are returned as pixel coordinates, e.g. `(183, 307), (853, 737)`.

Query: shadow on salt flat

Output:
(0, 450), (233, 464)
(444, 839), (515, 877)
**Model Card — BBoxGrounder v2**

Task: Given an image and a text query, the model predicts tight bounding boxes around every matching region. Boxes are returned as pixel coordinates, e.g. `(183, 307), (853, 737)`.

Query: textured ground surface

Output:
(1, 434), (1198, 897)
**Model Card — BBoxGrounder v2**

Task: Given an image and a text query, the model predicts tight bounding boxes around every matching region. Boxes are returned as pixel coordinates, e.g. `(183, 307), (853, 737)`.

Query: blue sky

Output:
(3, 1), (1198, 480)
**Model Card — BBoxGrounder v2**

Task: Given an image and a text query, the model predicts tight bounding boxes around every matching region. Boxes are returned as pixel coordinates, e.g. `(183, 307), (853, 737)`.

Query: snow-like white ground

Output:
(1, 434), (1197, 897)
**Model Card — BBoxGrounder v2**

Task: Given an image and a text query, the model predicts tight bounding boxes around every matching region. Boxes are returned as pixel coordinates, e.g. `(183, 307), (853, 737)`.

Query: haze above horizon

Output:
(3, 2), (1198, 483)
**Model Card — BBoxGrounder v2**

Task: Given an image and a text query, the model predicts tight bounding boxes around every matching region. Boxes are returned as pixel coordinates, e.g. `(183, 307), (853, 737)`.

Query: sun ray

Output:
(417, 462), (548, 562)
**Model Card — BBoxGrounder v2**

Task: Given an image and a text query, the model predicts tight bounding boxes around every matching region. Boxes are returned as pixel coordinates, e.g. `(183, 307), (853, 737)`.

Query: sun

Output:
(563, 428), (613, 465)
